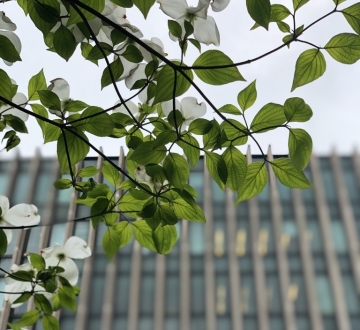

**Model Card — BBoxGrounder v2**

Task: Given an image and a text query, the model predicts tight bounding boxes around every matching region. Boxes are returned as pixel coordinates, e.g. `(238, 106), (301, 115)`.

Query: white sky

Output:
(1, 0), (360, 159)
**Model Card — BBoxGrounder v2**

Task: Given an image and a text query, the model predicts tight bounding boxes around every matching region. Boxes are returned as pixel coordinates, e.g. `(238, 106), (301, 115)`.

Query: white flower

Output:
(161, 97), (206, 131)
(46, 78), (70, 117)
(0, 12), (21, 66)
(157, 0), (220, 46)
(113, 99), (139, 118)
(0, 92), (28, 124)
(134, 166), (169, 193)
(41, 236), (91, 286)
(0, 195), (40, 246)
(4, 263), (49, 308)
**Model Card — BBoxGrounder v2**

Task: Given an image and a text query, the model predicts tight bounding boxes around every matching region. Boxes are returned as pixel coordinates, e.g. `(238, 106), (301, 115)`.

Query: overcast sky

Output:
(1, 0), (360, 159)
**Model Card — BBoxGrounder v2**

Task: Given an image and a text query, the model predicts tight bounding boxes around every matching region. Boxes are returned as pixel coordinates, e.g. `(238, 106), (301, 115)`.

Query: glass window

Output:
(290, 274), (308, 313)
(241, 275), (257, 315)
(307, 221), (323, 253)
(191, 275), (204, 314)
(342, 275), (360, 314)
(189, 172), (203, 201)
(211, 180), (225, 202)
(316, 276), (335, 315)
(270, 316), (284, 330)
(138, 317), (153, 330)
(296, 317), (311, 330)
(266, 275), (282, 313)
(165, 274), (179, 315)
(48, 223), (66, 246)
(189, 222), (204, 255)
(140, 275), (155, 315)
(331, 221), (348, 253)
(164, 318), (179, 330)
(243, 317), (258, 330)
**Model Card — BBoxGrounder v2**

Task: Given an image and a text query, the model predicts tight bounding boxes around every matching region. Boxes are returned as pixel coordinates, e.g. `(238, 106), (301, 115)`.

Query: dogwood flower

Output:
(157, 0), (220, 45)
(0, 12), (21, 66)
(0, 92), (28, 124)
(134, 166), (169, 193)
(161, 97), (206, 131)
(41, 236), (91, 286)
(4, 263), (50, 308)
(46, 78), (70, 117)
(0, 195), (40, 245)
(113, 99), (139, 118)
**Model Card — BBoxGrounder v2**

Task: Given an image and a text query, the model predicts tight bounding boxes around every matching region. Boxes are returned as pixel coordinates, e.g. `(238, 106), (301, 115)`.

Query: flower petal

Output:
(4, 281), (31, 307)
(41, 244), (64, 259)
(2, 93), (29, 123)
(113, 100), (139, 116)
(0, 12), (16, 31)
(180, 96), (207, 121)
(161, 99), (181, 117)
(211, 0), (231, 12)
(47, 78), (70, 101)
(3, 229), (12, 246)
(138, 38), (166, 63)
(187, 0), (209, 19)
(64, 236), (92, 259)
(157, 0), (188, 19)
(193, 15), (220, 46)
(46, 256), (79, 285)
(102, 0), (117, 16)
(125, 63), (146, 90)
(107, 6), (129, 25)
(3, 204), (40, 227)
(0, 195), (10, 215)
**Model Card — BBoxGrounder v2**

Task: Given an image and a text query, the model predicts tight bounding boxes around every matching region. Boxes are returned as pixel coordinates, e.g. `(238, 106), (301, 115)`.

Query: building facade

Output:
(0, 148), (360, 330)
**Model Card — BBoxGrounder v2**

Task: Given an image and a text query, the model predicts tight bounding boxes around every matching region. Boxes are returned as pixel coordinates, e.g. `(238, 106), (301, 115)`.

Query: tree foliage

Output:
(0, 0), (359, 327)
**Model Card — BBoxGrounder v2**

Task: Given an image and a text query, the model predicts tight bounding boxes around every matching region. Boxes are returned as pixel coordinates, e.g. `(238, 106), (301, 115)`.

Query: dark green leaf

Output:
(193, 50), (245, 85)
(129, 141), (167, 165)
(237, 161), (268, 202)
(101, 58), (124, 89)
(38, 90), (61, 112)
(277, 21), (291, 33)
(110, 0), (133, 7)
(168, 20), (183, 39)
(103, 227), (121, 259)
(223, 146), (247, 191)
(188, 118), (213, 135)
(246, 0), (271, 29)
(270, 158), (311, 188)
(293, 0), (310, 11)
(250, 103), (285, 133)
(0, 35), (21, 63)
(0, 69), (16, 100)
(29, 253), (45, 270)
(291, 49), (326, 91)
(205, 152), (228, 190)
(133, 0), (155, 18)
(13, 292), (32, 304)
(342, 3), (360, 35)
(54, 178), (72, 189)
(172, 199), (206, 222)
(152, 225), (177, 254)
(34, 294), (53, 315)
(121, 44), (143, 63)
(64, 101), (89, 113)
(177, 134), (200, 168)
(0, 229), (7, 255)
(288, 129), (312, 170)
(3, 115), (28, 133)
(53, 25), (77, 61)
(163, 153), (189, 190)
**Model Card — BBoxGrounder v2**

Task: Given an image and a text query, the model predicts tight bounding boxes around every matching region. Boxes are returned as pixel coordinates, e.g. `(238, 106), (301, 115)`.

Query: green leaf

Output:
(291, 49), (326, 91)
(110, 0), (133, 7)
(34, 294), (53, 315)
(172, 199), (206, 222)
(270, 4), (290, 21)
(90, 197), (108, 227)
(220, 119), (248, 147)
(101, 58), (124, 89)
(246, 0), (271, 29)
(16, 310), (40, 326)
(237, 80), (257, 111)
(3, 115), (28, 133)
(121, 44), (143, 63)
(193, 50), (245, 85)
(57, 129), (90, 174)
(0, 69), (16, 101)
(133, 0), (155, 18)
(177, 134), (200, 168)
(284, 97), (313, 122)
(67, 0), (105, 25)
(129, 141), (167, 165)
(293, 0), (310, 11)
(64, 100), (89, 113)
(30, 104), (48, 139)
(103, 227), (121, 259)
(168, 20), (183, 39)
(0, 229), (7, 255)
(28, 69), (46, 101)
(189, 38), (201, 52)
(0, 35), (21, 63)
(75, 106), (114, 137)
(342, 3), (360, 35)
(325, 33), (360, 64)
(250, 103), (286, 133)
(76, 166), (99, 178)
(132, 220), (157, 251)
(7, 324), (22, 330)
(153, 62), (193, 104)
(38, 90), (61, 112)
(102, 161), (121, 187)
(29, 253), (45, 270)
(114, 221), (132, 248)
(288, 128), (312, 170)
(118, 194), (147, 213)
(277, 21), (291, 33)
(42, 314), (60, 330)
(223, 146), (247, 192)
(44, 122), (61, 144)
(270, 158), (311, 188)
(152, 225), (177, 254)
(218, 104), (242, 115)
(54, 178), (72, 189)
(163, 153), (189, 190)
(28, 0), (58, 36)
(237, 162), (268, 202)
(13, 292), (32, 304)
(205, 152), (228, 190)
(53, 25), (76, 61)
(188, 118), (213, 135)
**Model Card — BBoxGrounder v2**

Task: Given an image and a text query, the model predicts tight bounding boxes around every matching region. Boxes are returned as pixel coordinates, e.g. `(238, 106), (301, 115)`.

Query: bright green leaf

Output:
(284, 97), (313, 122)
(205, 152), (228, 190)
(163, 153), (189, 190)
(16, 310), (40, 326)
(0, 69), (16, 101)
(288, 128), (312, 170)
(102, 161), (121, 187)
(325, 33), (360, 64)
(28, 69), (46, 101)
(152, 225), (177, 254)
(223, 146), (247, 191)
(103, 227), (121, 259)
(246, 0), (271, 29)
(114, 221), (132, 248)
(29, 253), (45, 270)
(342, 3), (360, 35)
(133, 0), (155, 18)
(218, 104), (241, 115)
(42, 314), (60, 330)
(293, 0), (310, 11)
(250, 103), (286, 133)
(132, 220), (157, 251)
(129, 141), (166, 165)
(238, 80), (257, 111)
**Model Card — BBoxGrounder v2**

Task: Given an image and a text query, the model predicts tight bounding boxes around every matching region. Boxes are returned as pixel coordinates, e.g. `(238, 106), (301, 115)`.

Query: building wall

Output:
(0, 150), (360, 330)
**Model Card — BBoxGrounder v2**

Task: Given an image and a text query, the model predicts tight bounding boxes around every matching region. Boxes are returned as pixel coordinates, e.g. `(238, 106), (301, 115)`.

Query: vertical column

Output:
(246, 147), (269, 330)
(127, 242), (142, 330)
(180, 220), (190, 330)
(203, 163), (216, 330)
(353, 149), (360, 184)
(101, 149), (125, 330)
(331, 151), (360, 292)
(153, 255), (166, 330)
(225, 188), (242, 330)
(267, 148), (296, 330)
(75, 154), (103, 330)
(292, 188), (323, 330)
(310, 155), (350, 330)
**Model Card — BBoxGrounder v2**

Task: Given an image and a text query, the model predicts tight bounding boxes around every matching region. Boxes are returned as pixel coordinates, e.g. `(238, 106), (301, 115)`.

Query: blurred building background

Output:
(1, 148), (360, 330)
